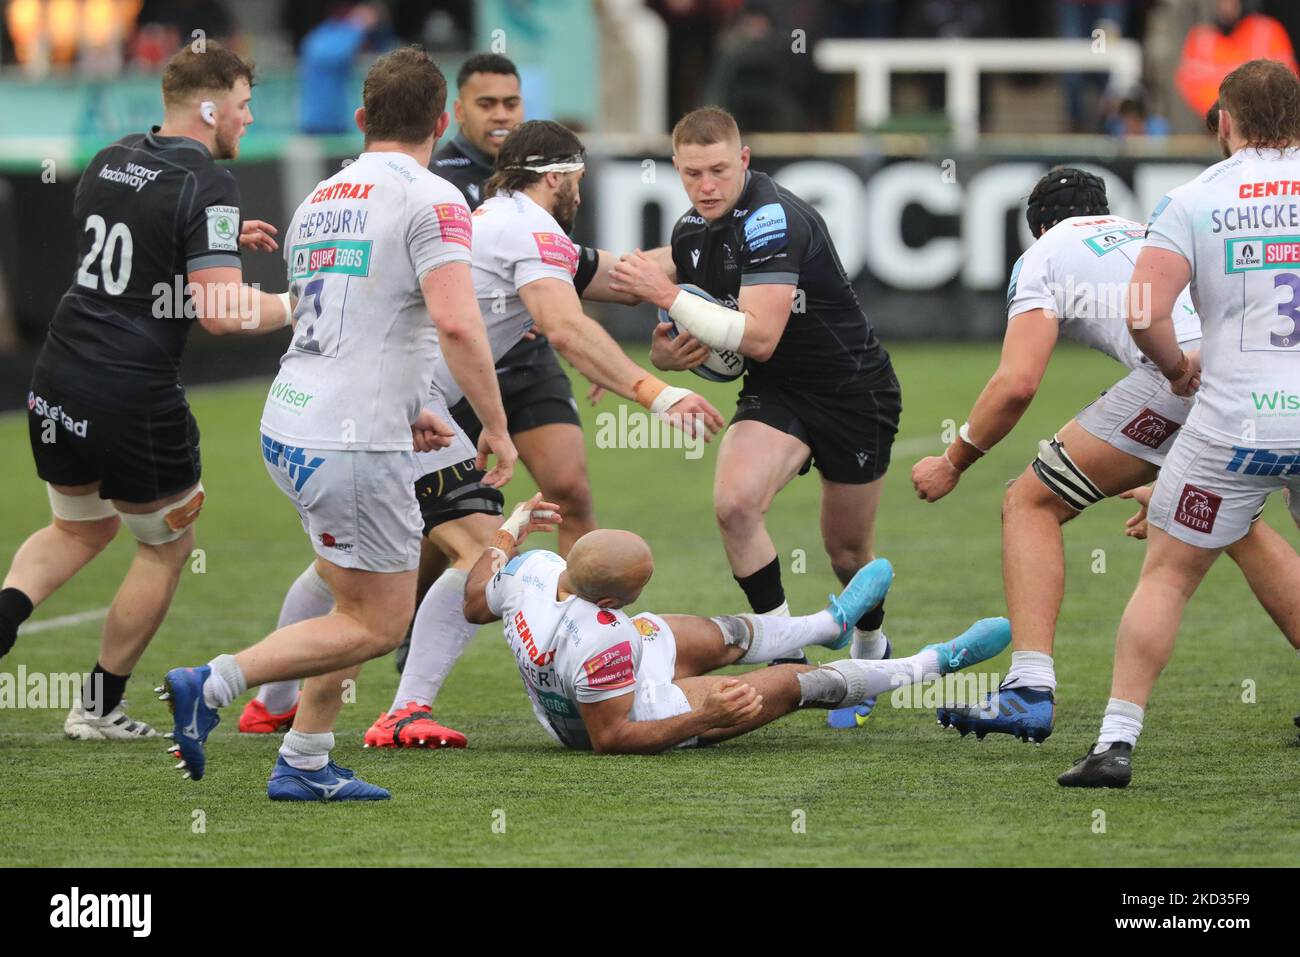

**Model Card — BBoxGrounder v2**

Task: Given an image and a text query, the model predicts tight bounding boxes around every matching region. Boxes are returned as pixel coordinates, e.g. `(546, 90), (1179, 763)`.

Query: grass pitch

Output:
(2, 342), (1298, 867)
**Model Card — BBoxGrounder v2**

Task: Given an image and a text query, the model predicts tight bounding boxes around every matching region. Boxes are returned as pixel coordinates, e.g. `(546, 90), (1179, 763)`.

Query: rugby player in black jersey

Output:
(0, 44), (292, 740)
(609, 108), (902, 728)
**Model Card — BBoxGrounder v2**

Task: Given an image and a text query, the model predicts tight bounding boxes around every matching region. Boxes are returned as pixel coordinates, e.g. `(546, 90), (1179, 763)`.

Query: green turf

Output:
(2, 342), (1298, 867)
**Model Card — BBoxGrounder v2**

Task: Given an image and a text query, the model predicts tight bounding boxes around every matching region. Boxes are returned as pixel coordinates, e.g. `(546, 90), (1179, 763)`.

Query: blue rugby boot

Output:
(157, 665), (221, 780)
(823, 558), (893, 651)
(267, 757), (391, 801)
(923, 617), (1012, 675)
(826, 637), (891, 729)
(937, 683), (1055, 744)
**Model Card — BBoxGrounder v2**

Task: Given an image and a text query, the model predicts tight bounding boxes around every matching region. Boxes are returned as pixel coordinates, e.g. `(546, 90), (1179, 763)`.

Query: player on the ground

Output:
(245, 121), (725, 749)
(910, 167), (1300, 744)
(0, 43), (292, 740)
(157, 47), (513, 800)
(607, 107), (901, 729)
(461, 494), (1009, 754)
(1061, 59), (1300, 788)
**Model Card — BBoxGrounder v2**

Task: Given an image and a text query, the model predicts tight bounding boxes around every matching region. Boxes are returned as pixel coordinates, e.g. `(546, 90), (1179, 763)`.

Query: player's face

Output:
(673, 139), (750, 221)
(213, 78), (253, 160)
(454, 72), (523, 158)
(552, 170), (583, 232)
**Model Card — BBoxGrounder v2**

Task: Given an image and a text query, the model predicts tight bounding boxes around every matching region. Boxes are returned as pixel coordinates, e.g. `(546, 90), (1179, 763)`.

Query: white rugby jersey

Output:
(262, 151), (472, 450)
(1145, 147), (1300, 447)
(484, 549), (643, 750)
(1007, 214), (1201, 370)
(429, 190), (578, 406)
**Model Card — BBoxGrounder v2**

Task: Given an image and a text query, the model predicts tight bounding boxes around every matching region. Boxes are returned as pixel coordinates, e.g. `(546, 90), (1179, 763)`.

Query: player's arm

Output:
(580, 678), (761, 755)
(419, 259), (516, 487)
(464, 494), (561, 625)
(1127, 246), (1199, 396)
(519, 278), (725, 437)
(187, 266), (294, 335)
(576, 249), (639, 305)
(911, 309), (1058, 502)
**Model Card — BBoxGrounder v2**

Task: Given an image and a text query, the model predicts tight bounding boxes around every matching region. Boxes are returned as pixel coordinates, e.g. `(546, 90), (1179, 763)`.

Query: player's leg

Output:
(713, 418), (813, 616)
(1, 483), (119, 658)
(1224, 519), (1300, 651)
(513, 422), (596, 554)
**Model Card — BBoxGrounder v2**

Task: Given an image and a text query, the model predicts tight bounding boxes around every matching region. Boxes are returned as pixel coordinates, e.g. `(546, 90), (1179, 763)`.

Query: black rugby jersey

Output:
(36, 128), (242, 411)
(669, 170), (890, 394)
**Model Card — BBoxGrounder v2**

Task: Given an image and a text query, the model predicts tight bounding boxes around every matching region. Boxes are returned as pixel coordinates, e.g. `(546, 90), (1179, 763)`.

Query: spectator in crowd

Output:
(297, 2), (393, 135)
(6, 0), (140, 73)
(1103, 85), (1171, 136)
(132, 0), (238, 68)
(1175, 0), (1296, 115)
(1058, 1), (1134, 132)
(648, 0), (738, 126)
(703, 0), (808, 131)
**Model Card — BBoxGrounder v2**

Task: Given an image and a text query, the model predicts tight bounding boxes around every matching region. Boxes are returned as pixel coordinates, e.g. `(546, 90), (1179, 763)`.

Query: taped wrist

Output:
(278, 291), (293, 327)
(667, 289), (745, 352)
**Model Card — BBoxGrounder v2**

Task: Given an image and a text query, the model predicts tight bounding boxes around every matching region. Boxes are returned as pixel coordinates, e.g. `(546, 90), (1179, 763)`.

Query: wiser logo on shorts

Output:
(1225, 235), (1300, 272)
(1174, 484), (1222, 534)
(205, 205), (239, 252)
(1121, 407), (1180, 449)
(289, 240), (372, 280)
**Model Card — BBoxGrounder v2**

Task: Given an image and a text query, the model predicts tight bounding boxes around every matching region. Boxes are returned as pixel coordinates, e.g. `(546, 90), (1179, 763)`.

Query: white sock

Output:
(1097, 697), (1144, 748)
(851, 627), (888, 660)
(726, 610), (838, 664)
(1002, 650), (1056, 693)
(202, 653), (247, 709)
(763, 600), (790, 617)
(829, 648), (943, 704)
(390, 568), (473, 712)
(279, 728), (333, 772)
(256, 563), (332, 712)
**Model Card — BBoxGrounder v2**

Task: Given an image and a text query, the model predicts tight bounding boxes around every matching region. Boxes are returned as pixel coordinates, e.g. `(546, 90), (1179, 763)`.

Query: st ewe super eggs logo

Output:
(1226, 235), (1300, 272)
(582, 640), (635, 691)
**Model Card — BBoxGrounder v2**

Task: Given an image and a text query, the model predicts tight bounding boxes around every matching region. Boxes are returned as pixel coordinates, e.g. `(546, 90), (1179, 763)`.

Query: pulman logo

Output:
(49, 887), (151, 937)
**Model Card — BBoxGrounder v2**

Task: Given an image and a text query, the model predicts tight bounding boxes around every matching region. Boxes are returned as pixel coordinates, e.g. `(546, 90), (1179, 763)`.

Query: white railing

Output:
(814, 38), (1144, 148)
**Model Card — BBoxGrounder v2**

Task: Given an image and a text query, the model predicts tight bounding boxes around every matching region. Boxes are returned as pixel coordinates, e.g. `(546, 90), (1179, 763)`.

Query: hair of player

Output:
(1025, 167), (1109, 236)
(456, 52), (519, 90)
(671, 106), (741, 151)
(1218, 58), (1300, 151)
(482, 120), (584, 197)
(361, 46), (448, 146)
(160, 42), (254, 107)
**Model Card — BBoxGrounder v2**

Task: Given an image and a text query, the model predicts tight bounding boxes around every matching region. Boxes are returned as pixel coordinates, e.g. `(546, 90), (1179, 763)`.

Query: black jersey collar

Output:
(146, 126), (212, 158)
(451, 131), (495, 172)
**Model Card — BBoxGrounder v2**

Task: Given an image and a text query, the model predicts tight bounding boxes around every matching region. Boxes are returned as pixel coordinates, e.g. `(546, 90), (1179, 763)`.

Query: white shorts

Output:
(261, 434), (422, 572)
(626, 612), (698, 748)
(1075, 358), (1196, 467)
(413, 389), (478, 477)
(1147, 426), (1300, 549)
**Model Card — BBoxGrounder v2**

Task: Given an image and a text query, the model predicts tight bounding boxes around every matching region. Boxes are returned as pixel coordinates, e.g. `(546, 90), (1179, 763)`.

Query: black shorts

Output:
(414, 457), (505, 536)
(731, 368), (902, 484)
(27, 373), (201, 504)
(449, 336), (580, 444)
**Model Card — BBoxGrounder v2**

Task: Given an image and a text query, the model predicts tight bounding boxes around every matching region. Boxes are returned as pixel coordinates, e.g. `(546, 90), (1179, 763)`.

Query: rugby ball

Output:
(657, 283), (745, 383)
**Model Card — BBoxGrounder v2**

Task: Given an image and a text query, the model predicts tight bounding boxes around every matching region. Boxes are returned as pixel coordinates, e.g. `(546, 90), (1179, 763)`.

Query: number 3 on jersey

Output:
(76, 214), (133, 295)
(1269, 273), (1300, 348)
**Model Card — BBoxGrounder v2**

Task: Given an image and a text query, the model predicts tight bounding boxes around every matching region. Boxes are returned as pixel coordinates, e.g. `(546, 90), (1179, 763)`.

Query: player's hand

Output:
(699, 678), (763, 728)
(1119, 485), (1153, 539)
(586, 381), (606, 405)
(410, 408), (455, 453)
(663, 393), (725, 441)
(608, 249), (677, 309)
(477, 428), (517, 488)
(650, 322), (709, 372)
(912, 454), (960, 502)
(239, 219), (279, 253)
(500, 492), (562, 546)
(1167, 349), (1201, 397)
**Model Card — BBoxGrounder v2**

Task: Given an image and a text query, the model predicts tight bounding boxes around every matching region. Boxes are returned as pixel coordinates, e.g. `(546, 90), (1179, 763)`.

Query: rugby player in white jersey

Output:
(910, 168), (1300, 745)
(1061, 59), (1300, 787)
(157, 48), (515, 800)
(248, 120), (725, 750)
(461, 494), (1010, 754)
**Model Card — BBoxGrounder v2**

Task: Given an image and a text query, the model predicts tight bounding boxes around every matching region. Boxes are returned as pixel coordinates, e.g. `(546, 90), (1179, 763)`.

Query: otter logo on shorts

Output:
(1121, 408), (1180, 450)
(1174, 484), (1222, 534)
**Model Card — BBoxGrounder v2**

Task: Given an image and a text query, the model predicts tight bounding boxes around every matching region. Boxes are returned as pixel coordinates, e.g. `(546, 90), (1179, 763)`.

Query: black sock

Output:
(0, 587), (34, 658)
(855, 600), (886, 633)
(735, 557), (785, 614)
(84, 663), (129, 718)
